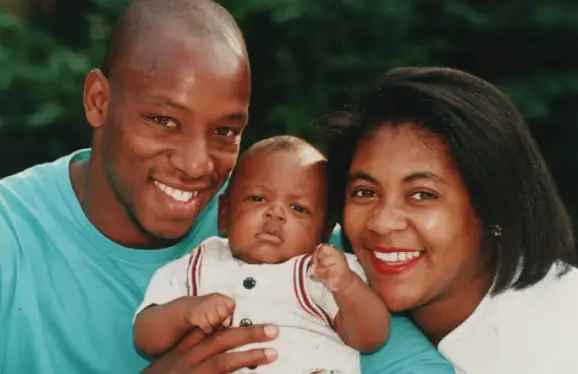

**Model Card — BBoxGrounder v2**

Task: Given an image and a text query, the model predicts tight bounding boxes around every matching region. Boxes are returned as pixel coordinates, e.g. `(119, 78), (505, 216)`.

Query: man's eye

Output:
(214, 127), (239, 137)
(248, 195), (264, 202)
(148, 115), (177, 128)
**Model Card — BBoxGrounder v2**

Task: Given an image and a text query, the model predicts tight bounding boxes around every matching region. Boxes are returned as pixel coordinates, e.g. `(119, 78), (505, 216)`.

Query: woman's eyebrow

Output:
(348, 171), (379, 184)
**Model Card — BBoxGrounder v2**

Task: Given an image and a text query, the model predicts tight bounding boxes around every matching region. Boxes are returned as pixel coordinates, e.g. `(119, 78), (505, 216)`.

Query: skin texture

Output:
(141, 324), (280, 374)
(134, 146), (390, 358)
(343, 123), (494, 344)
(74, 22), (250, 249)
(71, 10), (283, 372)
(218, 146), (330, 264)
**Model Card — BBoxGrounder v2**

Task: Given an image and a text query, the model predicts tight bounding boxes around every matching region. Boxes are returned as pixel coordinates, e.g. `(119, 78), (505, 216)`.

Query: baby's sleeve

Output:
(133, 254), (191, 322)
(305, 253), (367, 323)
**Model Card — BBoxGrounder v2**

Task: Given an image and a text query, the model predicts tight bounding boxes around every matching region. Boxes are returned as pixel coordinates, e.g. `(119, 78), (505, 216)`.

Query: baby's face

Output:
(219, 147), (330, 264)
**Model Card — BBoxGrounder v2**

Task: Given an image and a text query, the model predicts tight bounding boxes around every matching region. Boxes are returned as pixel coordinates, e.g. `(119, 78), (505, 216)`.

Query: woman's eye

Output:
(410, 191), (438, 200)
(248, 195), (264, 202)
(148, 115), (177, 128)
(352, 188), (376, 198)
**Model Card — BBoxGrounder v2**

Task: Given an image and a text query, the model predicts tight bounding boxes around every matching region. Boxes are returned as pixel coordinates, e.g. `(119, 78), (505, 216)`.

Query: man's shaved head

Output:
(102, 0), (246, 78)
(81, 0), (251, 247)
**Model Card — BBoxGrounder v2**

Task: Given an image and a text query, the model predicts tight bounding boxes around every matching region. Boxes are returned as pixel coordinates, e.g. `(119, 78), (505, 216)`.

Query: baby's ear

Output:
(321, 221), (337, 243)
(217, 194), (229, 237)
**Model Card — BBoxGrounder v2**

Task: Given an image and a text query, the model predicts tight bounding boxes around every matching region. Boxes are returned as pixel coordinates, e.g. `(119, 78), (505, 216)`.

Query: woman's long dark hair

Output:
(318, 67), (576, 294)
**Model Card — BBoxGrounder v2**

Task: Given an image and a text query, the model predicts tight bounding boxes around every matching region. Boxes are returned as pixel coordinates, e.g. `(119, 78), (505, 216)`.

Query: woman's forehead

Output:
(351, 124), (460, 184)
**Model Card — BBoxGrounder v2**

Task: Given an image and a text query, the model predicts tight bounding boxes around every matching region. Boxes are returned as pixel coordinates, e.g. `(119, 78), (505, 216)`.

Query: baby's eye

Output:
(290, 203), (308, 214)
(410, 191), (438, 200)
(248, 195), (264, 202)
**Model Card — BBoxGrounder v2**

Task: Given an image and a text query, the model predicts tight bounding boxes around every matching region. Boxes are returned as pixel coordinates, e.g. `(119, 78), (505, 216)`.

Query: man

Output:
(0, 0), (453, 373)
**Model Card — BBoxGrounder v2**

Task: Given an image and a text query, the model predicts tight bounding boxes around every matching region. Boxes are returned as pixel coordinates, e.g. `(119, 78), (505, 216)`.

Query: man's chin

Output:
(134, 218), (195, 247)
(150, 221), (194, 240)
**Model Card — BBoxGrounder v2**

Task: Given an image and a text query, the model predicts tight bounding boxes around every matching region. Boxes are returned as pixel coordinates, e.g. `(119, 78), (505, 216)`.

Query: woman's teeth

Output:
(373, 251), (422, 263)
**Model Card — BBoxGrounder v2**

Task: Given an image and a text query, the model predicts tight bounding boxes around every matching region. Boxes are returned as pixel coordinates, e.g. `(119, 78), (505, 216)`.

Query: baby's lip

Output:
(256, 226), (284, 243)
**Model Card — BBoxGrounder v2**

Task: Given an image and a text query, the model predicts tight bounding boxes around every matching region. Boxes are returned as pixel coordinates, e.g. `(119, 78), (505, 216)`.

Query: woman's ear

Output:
(217, 194), (230, 237)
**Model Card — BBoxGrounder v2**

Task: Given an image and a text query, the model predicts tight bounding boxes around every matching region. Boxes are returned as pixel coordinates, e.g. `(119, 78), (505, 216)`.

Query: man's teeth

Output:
(154, 181), (198, 202)
(374, 251), (422, 263)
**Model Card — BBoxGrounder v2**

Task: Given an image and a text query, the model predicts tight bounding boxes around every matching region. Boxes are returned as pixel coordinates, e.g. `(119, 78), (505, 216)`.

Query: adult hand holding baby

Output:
(141, 323), (279, 374)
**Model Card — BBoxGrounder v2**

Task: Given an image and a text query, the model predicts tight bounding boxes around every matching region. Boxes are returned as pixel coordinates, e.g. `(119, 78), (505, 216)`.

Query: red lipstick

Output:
(369, 246), (423, 276)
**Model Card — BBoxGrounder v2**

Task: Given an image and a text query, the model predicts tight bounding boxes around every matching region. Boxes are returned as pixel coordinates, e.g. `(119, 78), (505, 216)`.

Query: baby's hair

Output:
(225, 135), (336, 221)
(244, 135), (323, 157)
(226, 135), (325, 195)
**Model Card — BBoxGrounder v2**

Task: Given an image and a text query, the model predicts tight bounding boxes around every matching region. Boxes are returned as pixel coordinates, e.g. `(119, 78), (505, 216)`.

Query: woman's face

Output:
(343, 123), (485, 312)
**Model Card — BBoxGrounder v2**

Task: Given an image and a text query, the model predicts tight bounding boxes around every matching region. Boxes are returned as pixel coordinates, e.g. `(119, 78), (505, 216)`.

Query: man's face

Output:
(87, 28), (250, 241)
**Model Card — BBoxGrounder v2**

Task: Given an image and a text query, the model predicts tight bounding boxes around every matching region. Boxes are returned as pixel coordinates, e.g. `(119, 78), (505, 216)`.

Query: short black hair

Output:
(318, 66), (576, 294)
(102, 0), (245, 78)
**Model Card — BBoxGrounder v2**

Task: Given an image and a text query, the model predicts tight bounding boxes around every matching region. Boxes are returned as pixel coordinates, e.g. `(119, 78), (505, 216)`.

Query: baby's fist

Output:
(312, 244), (355, 293)
(183, 293), (235, 334)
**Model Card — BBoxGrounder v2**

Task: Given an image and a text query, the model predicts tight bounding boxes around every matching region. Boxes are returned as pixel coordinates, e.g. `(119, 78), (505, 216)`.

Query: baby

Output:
(133, 136), (390, 374)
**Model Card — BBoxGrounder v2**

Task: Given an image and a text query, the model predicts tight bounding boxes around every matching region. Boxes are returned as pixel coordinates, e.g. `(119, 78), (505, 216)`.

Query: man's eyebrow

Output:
(142, 93), (248, 122)
(142, 93), (188, 111)
(220, 112), (247, 122)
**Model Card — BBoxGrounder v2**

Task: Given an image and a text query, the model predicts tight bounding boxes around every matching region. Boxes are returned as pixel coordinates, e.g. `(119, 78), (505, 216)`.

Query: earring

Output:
(489, 224), (502, 237)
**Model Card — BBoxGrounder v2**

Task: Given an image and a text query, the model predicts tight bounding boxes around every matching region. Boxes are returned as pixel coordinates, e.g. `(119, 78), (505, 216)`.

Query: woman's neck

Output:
(411, 268), (496, 346)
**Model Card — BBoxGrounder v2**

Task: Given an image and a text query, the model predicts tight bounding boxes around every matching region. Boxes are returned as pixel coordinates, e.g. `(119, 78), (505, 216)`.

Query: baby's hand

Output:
(183, 293), (235, 334)
(312, 244), (355, 293)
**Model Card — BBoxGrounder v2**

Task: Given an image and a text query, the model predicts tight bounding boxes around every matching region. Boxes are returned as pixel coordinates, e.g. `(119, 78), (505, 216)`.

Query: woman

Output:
(321, 67), (578, 374)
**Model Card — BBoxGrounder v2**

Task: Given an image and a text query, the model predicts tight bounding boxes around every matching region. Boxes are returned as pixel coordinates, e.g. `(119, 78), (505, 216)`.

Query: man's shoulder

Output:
(0, 151), (81, 246)
(0, 152), (75, 200)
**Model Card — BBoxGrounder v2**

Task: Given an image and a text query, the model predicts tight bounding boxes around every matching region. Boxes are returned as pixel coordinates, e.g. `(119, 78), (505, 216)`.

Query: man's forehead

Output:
(121, 28), (246, 78)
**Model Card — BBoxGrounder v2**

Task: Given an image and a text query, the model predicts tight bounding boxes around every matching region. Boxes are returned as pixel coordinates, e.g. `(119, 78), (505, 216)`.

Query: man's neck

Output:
(411, 268), (495, 346)
(69, 156), (176, 249)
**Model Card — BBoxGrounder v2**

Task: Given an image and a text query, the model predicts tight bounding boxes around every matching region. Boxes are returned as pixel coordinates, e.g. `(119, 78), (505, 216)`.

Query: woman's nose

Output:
(365, 203), (408, 235)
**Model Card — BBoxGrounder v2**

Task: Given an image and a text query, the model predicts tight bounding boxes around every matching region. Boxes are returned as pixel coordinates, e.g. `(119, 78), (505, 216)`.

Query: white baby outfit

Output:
(137, 236), (366, 374)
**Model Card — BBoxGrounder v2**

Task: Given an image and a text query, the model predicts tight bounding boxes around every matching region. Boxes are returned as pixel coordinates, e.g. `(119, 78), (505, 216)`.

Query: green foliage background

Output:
(1, 0), (577, 237)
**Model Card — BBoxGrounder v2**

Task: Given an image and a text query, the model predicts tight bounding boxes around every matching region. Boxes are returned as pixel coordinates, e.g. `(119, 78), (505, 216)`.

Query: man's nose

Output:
(169, 137), (215, 179)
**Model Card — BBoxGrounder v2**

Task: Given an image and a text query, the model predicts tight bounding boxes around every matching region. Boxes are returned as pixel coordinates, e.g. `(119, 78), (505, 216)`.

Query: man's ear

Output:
(321, 221), (337, 243)
(217, 194), (229, 237)
(83, 68), (110, 129)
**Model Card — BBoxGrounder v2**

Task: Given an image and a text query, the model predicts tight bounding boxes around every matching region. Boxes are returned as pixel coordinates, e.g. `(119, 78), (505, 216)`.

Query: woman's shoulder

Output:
(500, 263), (578, 305)
(478, 263), (578, 329)
(440, 264), (578, 373)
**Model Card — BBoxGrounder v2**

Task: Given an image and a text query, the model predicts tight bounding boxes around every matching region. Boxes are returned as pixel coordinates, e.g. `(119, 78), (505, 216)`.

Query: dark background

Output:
(1, 0), (577, 239)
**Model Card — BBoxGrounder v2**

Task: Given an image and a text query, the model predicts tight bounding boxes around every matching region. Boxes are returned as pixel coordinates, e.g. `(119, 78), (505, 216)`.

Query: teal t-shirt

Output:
(0, 150), (454, 373)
